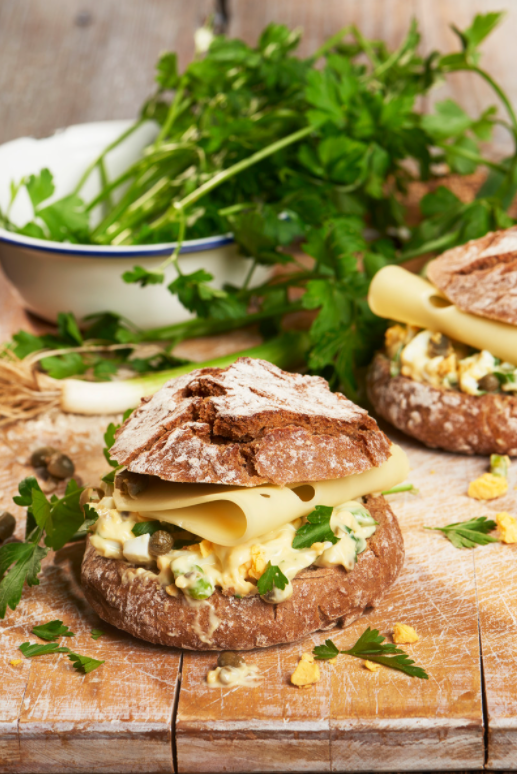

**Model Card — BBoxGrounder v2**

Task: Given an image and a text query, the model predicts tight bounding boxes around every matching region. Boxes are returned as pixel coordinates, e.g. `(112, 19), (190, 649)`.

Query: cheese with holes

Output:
(113, 444), (409, 546)
(368, 266), (517, 365)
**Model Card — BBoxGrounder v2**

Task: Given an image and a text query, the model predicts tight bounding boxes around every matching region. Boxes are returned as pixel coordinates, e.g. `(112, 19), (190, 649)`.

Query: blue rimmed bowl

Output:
(0, 121), (266, 329)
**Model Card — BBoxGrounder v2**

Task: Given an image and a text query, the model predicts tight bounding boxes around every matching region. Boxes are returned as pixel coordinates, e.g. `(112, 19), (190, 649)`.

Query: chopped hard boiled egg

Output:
(496, 512), (517, 544)
(393, 623), (419, 644)
(10, 659), (22, 667)
(468, 473), (508, 501)
(458, 350), (498, 396)
(291, 652), (320, 687)
(122, 533), (153, 565)
(364, 660), (381, 672)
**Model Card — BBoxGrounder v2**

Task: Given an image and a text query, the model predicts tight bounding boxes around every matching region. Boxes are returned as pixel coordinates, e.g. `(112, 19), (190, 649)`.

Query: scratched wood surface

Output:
(175, 439), (486, 773)
(1, 3), (517, 771)
(1, 244), (516, 773)
(1, 0), (517, 156)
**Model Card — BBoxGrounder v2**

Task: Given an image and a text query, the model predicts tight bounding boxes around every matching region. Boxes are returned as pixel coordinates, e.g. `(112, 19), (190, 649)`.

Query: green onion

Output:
(60, 332), (308, 414)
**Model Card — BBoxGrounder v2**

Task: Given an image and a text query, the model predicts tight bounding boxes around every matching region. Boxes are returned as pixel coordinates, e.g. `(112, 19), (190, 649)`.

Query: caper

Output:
(30, 446), (57, 468)
(478, 373), (500, 393)
(149, 530), (174, 556)
(261, 581), (294, 605)
(217, 651), (245, 669)
(47, 452), (75, 479)
(115, 470), (149, 498)
(33, 465), (52, 481)
(0, 511), (16, 542)
(428, 333), (451, 358)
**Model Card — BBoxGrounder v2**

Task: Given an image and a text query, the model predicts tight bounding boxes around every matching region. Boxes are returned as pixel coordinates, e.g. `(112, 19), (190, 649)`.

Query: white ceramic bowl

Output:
(0, 120), (266, 329)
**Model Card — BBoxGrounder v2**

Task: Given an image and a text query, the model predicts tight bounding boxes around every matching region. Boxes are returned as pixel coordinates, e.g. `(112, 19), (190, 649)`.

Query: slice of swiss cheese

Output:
(368, 266), (517, 365)
(113, 444), (409, 546)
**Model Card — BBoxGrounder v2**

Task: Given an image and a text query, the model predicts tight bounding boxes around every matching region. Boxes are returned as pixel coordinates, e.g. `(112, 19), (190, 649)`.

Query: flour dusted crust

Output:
(110, 357), (391, 486)
(367, 354), (517, 455)
(427, 227), (517, 325)
(81, 496), (403, 651)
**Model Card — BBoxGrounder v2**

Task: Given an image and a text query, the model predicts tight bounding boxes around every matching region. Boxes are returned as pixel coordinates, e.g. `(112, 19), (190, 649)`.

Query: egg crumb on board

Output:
(496, 512), (517, 544)
(10, 659), (22, 666)
(468, 473), (508, 501)
(364, 660), (381, 672)
(393, 623), (419, 644)
(291, 652), (321, 688)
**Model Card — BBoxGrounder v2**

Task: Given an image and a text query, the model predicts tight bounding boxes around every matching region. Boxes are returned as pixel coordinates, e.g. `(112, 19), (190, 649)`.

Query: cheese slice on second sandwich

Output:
(368, 265), (517, 366)
(113, 444), (409, 546)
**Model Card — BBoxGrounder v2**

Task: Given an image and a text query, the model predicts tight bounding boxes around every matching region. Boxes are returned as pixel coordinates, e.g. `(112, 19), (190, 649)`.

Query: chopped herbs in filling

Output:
(386, 324), (517, 396)
(90, 498), (378, 603)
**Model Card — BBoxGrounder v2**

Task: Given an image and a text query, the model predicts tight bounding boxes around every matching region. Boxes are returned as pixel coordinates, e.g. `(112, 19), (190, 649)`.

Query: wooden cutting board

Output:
(0, 275), (516, 773)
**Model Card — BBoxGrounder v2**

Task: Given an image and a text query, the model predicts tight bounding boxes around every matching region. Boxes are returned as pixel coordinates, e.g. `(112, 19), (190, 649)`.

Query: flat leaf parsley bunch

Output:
(0, 477), (97, 618)
(2, 13), (517, 397)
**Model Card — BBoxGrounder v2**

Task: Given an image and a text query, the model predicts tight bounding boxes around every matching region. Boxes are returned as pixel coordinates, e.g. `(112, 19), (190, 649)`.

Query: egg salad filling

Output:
(386, 324), (517, 396)
(90, 498), (378, 603)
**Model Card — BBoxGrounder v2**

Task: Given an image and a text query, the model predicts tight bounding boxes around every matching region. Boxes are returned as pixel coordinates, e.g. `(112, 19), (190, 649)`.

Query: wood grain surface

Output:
(0, 279), (516, 773)
(1, 0), (517, 156)
(175, 437), (486, 773)
(2, 3), (517, 772)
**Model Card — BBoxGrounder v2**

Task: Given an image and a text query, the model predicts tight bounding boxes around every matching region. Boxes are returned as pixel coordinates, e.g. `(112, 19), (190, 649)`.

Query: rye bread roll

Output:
(109, 357), (391, 487)
(81, 495), (404, 651)
(367, 353), (517, 456)
(427, 226), (517, 325)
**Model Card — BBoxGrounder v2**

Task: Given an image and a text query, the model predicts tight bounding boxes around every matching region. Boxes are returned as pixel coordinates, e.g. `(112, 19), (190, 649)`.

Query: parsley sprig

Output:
(313, 627), (429, 679)
(32, 619), (75, 640)
(257, 562), (289, 595)
(0, 478), (98, 619)
(424, 516), (498, 549)
(19, 642), (104, 674)
(292, 505), (338, 549)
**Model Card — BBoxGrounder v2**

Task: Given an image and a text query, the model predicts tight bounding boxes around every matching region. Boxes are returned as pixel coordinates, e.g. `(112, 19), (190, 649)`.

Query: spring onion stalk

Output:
(60, 332), (308, 415)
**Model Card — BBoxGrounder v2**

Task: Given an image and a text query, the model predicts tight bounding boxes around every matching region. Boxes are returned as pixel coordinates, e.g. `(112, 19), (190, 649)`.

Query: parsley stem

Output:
(139, 300), (304, 342)
(97, 158), (112, 215)
(155, 85), (186, 145)
(311, 26), (351, 60)
(153, 124), (314, 228)
(381, 483), (418, 495)
(73, 119), (145, 196)
(157, 207), (186, 274)
(438, 143), (508, 174)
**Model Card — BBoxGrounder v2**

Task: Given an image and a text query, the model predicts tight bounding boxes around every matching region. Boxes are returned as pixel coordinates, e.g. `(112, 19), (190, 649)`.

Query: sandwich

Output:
(81, 357), (409, 650)
(367, 227), (517, 455)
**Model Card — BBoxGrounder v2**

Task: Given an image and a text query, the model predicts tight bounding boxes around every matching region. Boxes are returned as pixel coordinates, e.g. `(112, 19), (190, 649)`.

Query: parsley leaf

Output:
(424, 516), (498, 549)
(32, 620), (75, 640)
(40, 352), (87, 380)
(292, 505), (338, 549)
(91, 629), (104, 641)
(26, 168), (54, 209)
(122, 266), (164, 287)
(18, 642), (105, 674)
(131, 521), (162, 537)
(256, 561), (289, 595)
(68, 652), (105, 674)
(312, 639), (339, 660)
(0, 540), (48, 618)
(313, 628), (429, 679)
(1, 478), (95, 618)
(19, 642), (71, 658)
